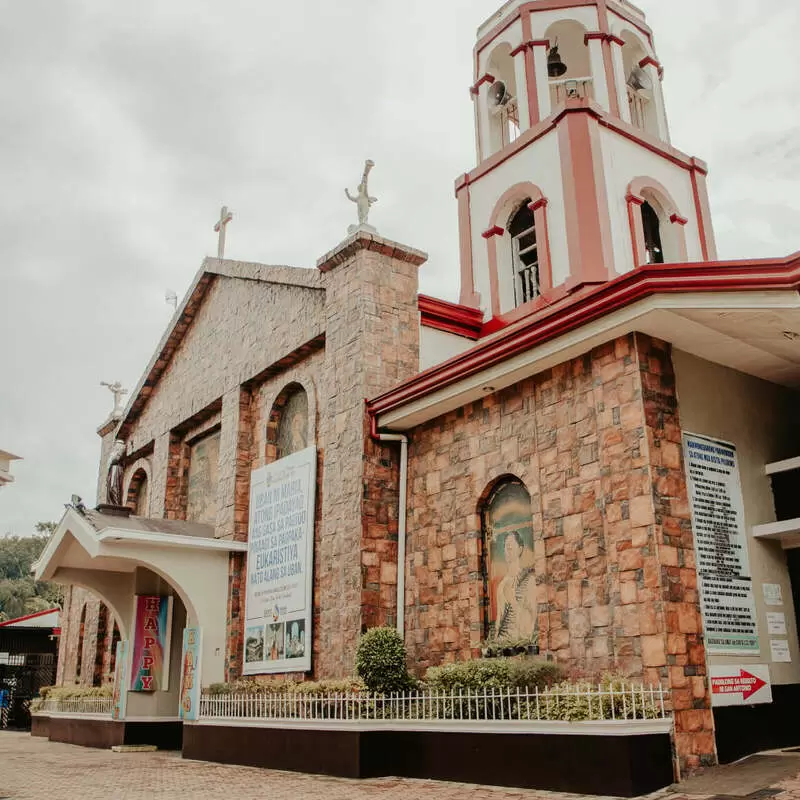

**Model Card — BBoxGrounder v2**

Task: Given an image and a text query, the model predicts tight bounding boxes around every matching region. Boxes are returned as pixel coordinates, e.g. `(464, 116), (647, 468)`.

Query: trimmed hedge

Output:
(30, 684), (112, 711)
(425, 657), (564, 693)
(207, 678), (366, 696)
(355, 627), (415, 694)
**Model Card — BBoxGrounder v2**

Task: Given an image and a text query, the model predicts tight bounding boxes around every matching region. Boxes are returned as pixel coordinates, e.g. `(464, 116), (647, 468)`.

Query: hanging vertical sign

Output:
(111, 639), (128, 721)
(179, 627), (202, 721)
(129, 596), (173, 692)
(683, 433), (759, 655)
(243, 446), (316, 675)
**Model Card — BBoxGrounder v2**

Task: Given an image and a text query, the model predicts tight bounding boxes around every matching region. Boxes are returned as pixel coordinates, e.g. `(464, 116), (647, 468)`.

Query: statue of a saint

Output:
(101, 381), (128, 417)
(345, 160), (378, 233)
(106, 439), (126, 506)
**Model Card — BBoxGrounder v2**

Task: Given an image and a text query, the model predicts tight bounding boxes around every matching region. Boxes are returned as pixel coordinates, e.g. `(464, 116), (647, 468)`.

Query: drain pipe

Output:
(369, 412), (409, 640)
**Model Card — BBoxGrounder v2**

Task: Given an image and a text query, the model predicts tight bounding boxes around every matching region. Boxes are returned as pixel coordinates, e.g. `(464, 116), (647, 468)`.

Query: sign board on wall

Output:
(683, 434), (760, 655)
(243, 446), (316, 675)
(710, 664), (772, 707)
(111, 639), (128, 720)
(130, 596), (173, 692)
(179, 627), (202, 721)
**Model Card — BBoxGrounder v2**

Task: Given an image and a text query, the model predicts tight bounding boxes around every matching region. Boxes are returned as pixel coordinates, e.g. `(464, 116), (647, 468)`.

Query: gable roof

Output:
(116, 258), (324, 438)
(0, 607), (60, 629)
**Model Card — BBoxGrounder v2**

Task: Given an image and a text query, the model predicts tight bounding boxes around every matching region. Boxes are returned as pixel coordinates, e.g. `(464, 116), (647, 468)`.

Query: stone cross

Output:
(214, 205), (234, 259)
(100, 381), (128, 417)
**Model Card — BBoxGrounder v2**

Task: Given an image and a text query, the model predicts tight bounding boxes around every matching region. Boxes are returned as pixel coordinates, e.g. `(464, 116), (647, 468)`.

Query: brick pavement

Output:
(0, 731), (620, 800)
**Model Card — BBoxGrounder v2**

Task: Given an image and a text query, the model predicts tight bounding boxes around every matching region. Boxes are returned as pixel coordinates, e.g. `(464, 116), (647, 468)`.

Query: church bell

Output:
(547, 45), (568, 78)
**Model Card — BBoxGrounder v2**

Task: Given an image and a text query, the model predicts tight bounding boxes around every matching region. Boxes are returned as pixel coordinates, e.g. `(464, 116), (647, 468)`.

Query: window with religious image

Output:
(481, 479), (537, 641)
(274, 386), (309, 460)
(186, 430), (221, 525)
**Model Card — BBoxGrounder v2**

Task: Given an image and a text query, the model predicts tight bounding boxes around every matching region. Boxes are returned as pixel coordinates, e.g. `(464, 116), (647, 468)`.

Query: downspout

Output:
(369, 410), (409, 640)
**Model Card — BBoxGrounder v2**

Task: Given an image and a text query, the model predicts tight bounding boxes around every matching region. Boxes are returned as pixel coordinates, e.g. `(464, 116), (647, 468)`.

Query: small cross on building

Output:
(214, 206), (234, 259)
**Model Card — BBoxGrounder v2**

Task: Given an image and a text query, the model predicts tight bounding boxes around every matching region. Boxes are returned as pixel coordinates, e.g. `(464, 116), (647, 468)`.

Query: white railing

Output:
(550, 77), (594, 105)
(36, 696), (113, 716)
(200, 684), (668, 724)
(627, 87), (651, 132)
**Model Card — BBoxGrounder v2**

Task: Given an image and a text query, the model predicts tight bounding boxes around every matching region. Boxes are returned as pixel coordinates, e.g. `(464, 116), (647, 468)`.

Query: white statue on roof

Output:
(345, 159), (378, 234)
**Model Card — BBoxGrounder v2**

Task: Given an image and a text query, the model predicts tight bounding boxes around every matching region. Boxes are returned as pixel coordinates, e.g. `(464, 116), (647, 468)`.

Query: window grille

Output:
(508, 202), (540, 306)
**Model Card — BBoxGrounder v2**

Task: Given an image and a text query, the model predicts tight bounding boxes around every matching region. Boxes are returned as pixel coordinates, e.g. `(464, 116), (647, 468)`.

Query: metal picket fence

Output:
(199, 683), (668, 723)
(37, 696), (114, 715)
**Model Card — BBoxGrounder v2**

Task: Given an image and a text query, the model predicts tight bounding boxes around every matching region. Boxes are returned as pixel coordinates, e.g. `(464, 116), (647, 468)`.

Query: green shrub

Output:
(424, 657), (563, 693)
(206, 678), (365, 696)
(30, 684), (113, 712)
(355, 627), (414, 694)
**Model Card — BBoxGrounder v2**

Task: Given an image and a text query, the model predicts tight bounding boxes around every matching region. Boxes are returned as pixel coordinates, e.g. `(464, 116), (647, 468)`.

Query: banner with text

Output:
(179, 627), (202, 721)
(243, 446), (316, 675)
(683, 433), (759, 655)
(130, 595), (174, 692)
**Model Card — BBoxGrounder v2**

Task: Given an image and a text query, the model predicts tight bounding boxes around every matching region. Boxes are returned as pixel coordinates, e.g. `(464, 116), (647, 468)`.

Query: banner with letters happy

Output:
(130, 596), (173, 692)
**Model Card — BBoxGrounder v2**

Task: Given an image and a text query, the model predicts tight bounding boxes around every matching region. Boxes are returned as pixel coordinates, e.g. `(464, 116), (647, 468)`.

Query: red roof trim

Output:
(419, 295), (484, 341)
(0, 607), (60, 628)
(370, 255), (800, 420)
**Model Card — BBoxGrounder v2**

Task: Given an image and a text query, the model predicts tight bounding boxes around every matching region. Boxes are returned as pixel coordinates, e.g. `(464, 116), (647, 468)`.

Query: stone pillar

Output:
(315, 230), (426, 678)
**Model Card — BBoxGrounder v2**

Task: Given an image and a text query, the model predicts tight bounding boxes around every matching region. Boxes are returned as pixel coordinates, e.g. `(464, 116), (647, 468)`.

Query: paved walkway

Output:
(4, 731), (800, 800)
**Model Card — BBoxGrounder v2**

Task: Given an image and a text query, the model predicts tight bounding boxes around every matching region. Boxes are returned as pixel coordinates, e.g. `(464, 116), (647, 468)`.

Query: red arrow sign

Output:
(711, 670), (767, 701)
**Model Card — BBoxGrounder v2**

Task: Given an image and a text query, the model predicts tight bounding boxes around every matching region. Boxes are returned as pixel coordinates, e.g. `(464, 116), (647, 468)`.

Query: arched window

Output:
(508, 201), (540, 306)
(544, 20), (593, 105)
(481, 478), (536, 641)
(108, 622), (121, 684)
(271, 385), (309, 461)
(486, 44), (520, 152)
(127, 468), (149, 517)
(93, 605), (108, 687)
(641, 201), (664, 264)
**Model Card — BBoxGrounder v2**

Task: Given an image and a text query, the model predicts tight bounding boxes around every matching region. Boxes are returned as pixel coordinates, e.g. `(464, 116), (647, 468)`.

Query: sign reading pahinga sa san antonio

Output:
(243, 447), (316, 675)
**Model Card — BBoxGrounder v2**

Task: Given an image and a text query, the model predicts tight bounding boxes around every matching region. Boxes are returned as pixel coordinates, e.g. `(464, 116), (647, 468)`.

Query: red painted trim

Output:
(627, 194), (647, 268)
(531, 200), (554, 293)
(606, 1), (654, 46)
(596, 0), (610, 34)
(601, 35), (621, 116)
(0, 607), (60, 628)
(690, 163), (718, 261)
(487, 236), (501, 317)
(419, 295), (483, 340)
(530, 39), (552, 48)
(608, 34), (625, 46)
(368, 254), (800, 419)
(510, 43), (528, 58)
(627, 178), (688, 265)
(482, 225), (504, 239)
(639, 56), (661, 71)
(470, 73), (496, 97)
(598, 113), (697, 171)
(585, 32), (606, 43)
(529, 198), (548, 212)
(521, 15), (538, 128)
(559, 100), (614, 284)
(490, 183), (545, 227)
(670, 214), (688, 226)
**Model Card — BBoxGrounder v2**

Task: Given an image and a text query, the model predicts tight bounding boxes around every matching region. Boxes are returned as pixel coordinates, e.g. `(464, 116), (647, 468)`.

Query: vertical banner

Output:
(130, 596), (174, 692)
(244, 446), (316, 675)
(111, 640), (128, 721)
(683, 433), (760, 655)
(179, 627), (202, 721)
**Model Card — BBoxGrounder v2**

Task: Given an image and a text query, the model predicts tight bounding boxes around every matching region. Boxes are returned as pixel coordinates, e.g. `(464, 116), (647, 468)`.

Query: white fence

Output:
(200, 684), (668, 724)
(36, 696), (113, 716)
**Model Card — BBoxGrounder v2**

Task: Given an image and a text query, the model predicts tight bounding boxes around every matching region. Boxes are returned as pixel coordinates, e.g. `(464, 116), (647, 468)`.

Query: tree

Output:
(0, 523), (62, 621)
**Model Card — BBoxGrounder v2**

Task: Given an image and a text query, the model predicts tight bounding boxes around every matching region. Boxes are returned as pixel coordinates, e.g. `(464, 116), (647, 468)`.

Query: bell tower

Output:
(457, 0), (718, 321)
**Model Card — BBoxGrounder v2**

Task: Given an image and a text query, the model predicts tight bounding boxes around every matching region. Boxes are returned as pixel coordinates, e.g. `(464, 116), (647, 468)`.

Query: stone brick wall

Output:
(57, 586), (117, 688)
(404, 332), (713, 774)
(315, 233), (424, 679)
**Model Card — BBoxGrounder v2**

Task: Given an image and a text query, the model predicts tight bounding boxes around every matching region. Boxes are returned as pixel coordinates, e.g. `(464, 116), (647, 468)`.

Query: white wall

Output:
(673, 350), (800, 686)
(420, 326), (475, 371)
(599, 127), (702, 273)
(469, 129), (568, 316)
(528, 6), (599, 39)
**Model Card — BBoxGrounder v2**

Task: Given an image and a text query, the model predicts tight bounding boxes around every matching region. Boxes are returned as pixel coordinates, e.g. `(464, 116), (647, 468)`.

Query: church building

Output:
(35, 0), (800, 784)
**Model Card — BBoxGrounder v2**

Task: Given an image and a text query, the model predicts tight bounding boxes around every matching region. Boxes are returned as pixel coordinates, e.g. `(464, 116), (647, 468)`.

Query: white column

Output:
(512, 48), (531, 132)
(610, 39), (631, 123)
(642, 61), (670, 143)
(586, 37), (610, 111)
(476, 81), (494, 162)
(531, 44), (552, 119)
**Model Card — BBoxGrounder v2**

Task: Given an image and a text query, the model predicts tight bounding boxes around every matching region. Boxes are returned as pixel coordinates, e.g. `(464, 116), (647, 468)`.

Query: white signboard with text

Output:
(683, 433), (760, 655)
(710, 664), (772, 707)
(243, 447), (316, 675)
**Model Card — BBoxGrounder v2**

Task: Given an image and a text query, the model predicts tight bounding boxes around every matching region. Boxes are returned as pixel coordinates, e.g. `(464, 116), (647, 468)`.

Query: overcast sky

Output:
(1, 0), (798, 536)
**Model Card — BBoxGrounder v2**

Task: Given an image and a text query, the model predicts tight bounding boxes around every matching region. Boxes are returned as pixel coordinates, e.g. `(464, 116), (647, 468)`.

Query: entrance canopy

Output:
(34, 506), (247, 686)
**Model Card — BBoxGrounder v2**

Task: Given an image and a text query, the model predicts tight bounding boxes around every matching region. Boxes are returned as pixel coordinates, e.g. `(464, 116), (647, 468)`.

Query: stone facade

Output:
(57, 586), (118, 688)
(404, 333), (713, 774)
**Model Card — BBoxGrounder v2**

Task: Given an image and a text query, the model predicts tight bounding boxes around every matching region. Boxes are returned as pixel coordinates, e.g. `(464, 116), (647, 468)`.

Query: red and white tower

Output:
(457, 0), (718, 321)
